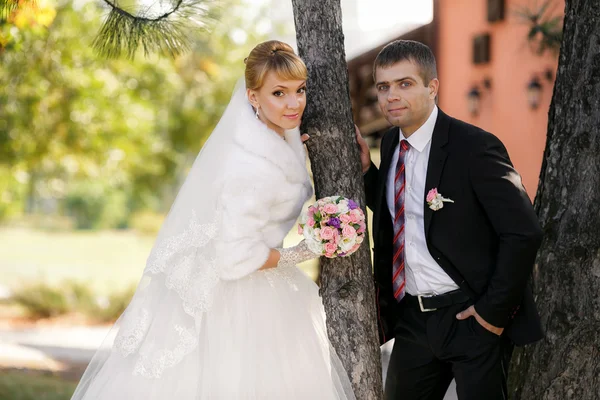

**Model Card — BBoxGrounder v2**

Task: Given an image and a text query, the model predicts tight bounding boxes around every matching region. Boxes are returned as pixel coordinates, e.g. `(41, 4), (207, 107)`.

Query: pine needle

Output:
(1, 0), (37, 21)
(93, 0), (216, 59)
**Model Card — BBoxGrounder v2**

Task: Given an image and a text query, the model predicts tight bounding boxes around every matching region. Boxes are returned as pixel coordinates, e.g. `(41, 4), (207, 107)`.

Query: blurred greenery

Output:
(0, 370), (76, 400)
(10, 279), (135, 321)
(0, 225), (320, 296)
(0, 227), (152, 294)
(11, 282), (71, 318)
(0, 0), (268, 228)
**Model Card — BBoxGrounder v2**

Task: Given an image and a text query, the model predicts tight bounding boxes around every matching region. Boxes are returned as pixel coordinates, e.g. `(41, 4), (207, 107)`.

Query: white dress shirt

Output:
(386, 106), (459, 296)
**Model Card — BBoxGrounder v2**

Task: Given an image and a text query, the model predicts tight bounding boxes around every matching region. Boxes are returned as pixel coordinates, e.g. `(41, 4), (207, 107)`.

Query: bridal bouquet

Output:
(298, 196), (366, 258)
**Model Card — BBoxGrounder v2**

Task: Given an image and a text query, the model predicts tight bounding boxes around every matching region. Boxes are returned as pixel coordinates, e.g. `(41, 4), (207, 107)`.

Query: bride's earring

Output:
(255, 107), (260, 119)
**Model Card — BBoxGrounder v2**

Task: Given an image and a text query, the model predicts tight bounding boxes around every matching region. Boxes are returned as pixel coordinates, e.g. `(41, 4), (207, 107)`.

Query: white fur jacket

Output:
(215, 114), (313, 281)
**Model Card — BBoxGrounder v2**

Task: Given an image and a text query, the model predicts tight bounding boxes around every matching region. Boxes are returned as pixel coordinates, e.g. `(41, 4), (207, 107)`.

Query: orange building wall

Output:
(437, 0), (563, 199)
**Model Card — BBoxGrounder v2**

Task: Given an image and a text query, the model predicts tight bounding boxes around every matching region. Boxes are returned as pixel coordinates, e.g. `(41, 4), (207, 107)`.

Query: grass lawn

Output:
(0, 228), (153, 295)
(0, 370), (76, 400)
(0, 149), (380, 297)
(0, 226), (325, 296)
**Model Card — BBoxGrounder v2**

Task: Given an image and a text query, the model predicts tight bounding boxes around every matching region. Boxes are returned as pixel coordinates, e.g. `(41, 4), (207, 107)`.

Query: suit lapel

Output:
(379, 128), (400, 189)
(373, 128), (399, 241)
(424, 110), (450, 238)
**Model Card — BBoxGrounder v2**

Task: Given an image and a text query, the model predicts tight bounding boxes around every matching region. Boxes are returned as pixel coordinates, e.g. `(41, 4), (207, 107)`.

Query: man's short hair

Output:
(373, 40), (438, 85)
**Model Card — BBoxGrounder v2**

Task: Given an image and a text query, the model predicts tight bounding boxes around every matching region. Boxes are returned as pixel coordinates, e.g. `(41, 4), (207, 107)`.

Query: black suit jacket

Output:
(364, 109), (544, 346)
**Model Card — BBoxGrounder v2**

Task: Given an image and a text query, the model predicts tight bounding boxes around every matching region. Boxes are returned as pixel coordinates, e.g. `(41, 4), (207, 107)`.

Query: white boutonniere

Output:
(426, 188), (454, 211)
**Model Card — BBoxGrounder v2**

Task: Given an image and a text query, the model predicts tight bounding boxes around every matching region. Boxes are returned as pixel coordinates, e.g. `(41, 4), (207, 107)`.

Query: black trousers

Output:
(385, 295), (513, 400)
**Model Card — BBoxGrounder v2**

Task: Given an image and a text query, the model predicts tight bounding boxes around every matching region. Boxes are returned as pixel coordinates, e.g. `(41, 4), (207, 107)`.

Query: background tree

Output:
(291, 0), (383, 398)
(508, 1), (600, 399)
(0, 0), (265, 227)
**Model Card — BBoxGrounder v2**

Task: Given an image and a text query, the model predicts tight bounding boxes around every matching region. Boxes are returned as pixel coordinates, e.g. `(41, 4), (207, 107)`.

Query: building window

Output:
(487, 0), (505, 22)
(473, 34), (491, 65)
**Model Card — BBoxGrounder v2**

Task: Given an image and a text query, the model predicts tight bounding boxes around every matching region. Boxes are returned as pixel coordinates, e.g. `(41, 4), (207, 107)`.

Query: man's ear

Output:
(428, 78), (440, 100)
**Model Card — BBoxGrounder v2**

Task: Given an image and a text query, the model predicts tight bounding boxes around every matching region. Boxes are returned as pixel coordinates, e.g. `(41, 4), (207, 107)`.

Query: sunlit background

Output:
(0, 0), (562, 398)
(0, 0), (433, 291)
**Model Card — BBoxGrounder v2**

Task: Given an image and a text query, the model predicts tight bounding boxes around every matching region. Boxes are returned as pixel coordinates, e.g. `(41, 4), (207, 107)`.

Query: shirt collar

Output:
(399, 105), (438, 153)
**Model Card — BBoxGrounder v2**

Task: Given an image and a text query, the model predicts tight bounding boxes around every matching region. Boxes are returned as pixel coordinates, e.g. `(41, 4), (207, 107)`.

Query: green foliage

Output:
(515, 0), (563, 56)
(0, 0), (267, 227)
(92, 285), (136, 322)
(11, 282), (71, 318)
(0, 371), (76, 400)
(129, 209), (165, 235)
(64, 182), (128, 229)
(10, 280), (135, 322)
(0, 166), (24, 219)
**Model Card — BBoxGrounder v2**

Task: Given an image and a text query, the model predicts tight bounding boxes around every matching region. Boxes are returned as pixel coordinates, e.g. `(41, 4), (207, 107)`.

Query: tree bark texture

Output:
(291, 1), (383, 399)
(508, 1), (600, 399)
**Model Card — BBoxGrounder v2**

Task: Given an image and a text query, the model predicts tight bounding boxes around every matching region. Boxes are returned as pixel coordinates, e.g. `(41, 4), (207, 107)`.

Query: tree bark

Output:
(508, 1), (600, 399)
(291, 1), (383, 399)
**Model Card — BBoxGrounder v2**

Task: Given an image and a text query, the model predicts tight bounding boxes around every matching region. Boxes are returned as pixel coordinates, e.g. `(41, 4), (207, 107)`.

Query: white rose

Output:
(307, 238), (324, 255)
(336, 201), (349, 214)
(303, 225), (315, 240)
(339, 237), (356, 252)
(429, 198), (444, 211)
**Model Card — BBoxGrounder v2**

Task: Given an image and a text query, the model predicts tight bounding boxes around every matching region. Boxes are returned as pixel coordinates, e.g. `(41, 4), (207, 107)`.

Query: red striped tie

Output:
(392, 140), (409, 301)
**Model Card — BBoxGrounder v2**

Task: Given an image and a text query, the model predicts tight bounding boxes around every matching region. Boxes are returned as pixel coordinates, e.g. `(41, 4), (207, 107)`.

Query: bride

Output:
(70, 40), (356, 400)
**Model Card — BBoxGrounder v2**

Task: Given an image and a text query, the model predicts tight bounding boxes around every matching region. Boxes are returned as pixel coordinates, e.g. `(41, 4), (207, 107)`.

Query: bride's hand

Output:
(276, 240), (317, 268)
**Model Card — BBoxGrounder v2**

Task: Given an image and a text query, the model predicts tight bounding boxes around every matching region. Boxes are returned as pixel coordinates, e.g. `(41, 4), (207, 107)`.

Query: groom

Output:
(357, 40), (544, 399)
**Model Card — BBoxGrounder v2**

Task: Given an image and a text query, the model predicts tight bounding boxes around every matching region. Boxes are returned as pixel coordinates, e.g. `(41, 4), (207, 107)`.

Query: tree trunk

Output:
(291, 1), (383, 399)
(508, 1), (600, 399)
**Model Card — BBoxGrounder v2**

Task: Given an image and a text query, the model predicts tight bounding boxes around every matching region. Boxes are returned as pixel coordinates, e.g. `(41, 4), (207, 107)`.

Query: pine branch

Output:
(514, 0), (563, 55)
(93, 0), (216, 59)
(1, 0), (36, 21)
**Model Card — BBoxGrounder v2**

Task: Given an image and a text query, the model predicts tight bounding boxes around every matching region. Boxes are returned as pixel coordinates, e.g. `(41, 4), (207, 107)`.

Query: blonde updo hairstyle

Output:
(244, 40), (307, 91)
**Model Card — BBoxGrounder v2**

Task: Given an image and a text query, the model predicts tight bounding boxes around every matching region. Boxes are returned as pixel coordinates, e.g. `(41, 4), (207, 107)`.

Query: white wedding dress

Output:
(70, 82), (356, 400)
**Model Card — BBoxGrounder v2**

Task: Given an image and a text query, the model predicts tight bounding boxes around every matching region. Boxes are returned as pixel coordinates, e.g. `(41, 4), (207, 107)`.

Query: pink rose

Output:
(307, 218), (315, 227)
(323, 204), (338, 214)
(340, 214), (352, 223)
(350, 209), (363, 222)
(357, 221), (366, 234)
(348, 243), (361, 254)
(297, 224), (303, 234)
(320, 226), (335, 240)
(332, 230), (341, 245)
(324, 242), (337, 255)
(349, 213), (361, 224)
(426, 188), (439, 203)
(342, 224), (356, 238)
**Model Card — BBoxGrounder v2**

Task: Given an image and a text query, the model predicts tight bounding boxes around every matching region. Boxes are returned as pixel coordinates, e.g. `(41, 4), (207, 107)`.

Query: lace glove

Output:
(276, 240), (318, 268)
